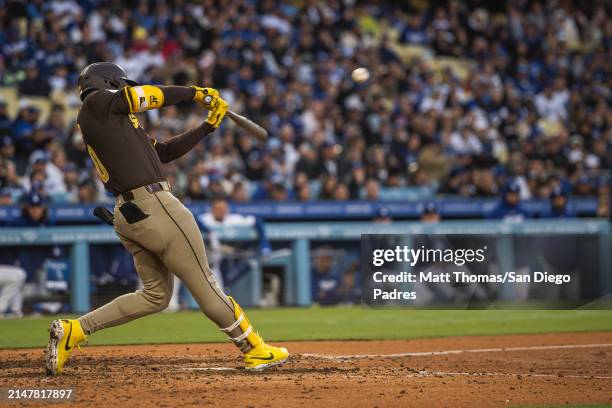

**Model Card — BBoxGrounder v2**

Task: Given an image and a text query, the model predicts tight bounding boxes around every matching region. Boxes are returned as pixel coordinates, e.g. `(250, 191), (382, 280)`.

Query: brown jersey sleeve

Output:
(152, 123), (216, 163)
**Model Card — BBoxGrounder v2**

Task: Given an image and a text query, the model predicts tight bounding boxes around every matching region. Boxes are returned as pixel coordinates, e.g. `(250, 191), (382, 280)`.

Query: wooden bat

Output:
(204, 95), (268, 140)
(227, 110), (268, 141)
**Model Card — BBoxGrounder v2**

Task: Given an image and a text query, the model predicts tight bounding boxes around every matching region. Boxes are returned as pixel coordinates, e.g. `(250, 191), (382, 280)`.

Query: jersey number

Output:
(87, 145), (110, 183)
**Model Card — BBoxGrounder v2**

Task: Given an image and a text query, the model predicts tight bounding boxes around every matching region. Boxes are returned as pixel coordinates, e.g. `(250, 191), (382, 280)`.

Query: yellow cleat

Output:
(244, 337), (289, 371)
(220, 296), (289, 370)
(44, 319), (87, 375)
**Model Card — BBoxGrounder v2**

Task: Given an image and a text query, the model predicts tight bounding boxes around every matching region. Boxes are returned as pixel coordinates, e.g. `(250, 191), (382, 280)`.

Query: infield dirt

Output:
(1, 332), (611, 407)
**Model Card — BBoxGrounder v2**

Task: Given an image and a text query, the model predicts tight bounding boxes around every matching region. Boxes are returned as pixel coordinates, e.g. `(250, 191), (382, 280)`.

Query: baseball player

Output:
(0, 265), (26, 317)
(44, 62), (288, 375)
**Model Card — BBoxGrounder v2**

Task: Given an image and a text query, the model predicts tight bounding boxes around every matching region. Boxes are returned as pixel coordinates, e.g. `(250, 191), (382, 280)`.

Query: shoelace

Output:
(71, 338), (87, 352)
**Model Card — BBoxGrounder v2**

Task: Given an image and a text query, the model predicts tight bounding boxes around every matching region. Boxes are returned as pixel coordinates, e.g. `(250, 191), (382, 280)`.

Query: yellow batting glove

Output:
(206, 97), (229, 128)
(192, 86), (219, 109)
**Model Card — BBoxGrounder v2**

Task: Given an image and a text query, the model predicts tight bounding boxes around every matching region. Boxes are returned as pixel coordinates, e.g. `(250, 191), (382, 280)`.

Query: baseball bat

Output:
(204, 95), (268, 140)
(93, 206), (114, 226)
(227, 110), (268, 141)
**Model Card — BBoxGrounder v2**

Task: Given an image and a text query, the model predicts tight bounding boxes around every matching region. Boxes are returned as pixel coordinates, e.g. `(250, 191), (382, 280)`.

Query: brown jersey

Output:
(77, 85), (213, 195)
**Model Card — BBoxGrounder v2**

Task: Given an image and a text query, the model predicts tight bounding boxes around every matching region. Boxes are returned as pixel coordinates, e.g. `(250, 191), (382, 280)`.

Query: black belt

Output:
(120, 182), (166, 202)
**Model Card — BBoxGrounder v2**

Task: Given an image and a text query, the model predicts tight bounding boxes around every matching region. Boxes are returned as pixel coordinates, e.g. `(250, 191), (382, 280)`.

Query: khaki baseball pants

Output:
(78, 187), (248, 349)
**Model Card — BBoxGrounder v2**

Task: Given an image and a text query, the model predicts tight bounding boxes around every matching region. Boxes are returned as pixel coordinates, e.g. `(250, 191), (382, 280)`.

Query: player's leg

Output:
(45, 244), (173, 375)
(0, 265), (26, 315)
(78, 246), (173, 333)
(152, 192), (289, 369)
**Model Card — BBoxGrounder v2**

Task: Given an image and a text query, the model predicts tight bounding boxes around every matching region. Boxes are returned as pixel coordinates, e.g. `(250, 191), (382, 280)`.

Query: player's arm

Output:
(152, 95), (229, 163)
(112, 85), (219, 114)
(151, 123), (214, 163)
(110, 85), (190, 114)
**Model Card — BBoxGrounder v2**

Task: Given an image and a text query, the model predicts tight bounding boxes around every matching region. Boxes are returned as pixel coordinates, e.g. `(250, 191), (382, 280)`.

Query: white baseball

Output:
(351, 67), (370, 83)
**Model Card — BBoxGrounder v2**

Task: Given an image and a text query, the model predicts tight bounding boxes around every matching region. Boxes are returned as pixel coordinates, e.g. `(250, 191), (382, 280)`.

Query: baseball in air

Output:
(351, 67), (370, 83)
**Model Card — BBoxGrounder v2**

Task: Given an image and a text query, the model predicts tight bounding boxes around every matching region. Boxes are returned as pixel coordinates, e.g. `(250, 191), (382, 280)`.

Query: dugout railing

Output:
(0, 219), (609, 312)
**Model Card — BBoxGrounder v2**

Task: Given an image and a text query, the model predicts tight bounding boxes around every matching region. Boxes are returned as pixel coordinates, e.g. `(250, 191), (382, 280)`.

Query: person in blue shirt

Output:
(0, 100), (11, 137)
(545, 187), (575, 218)
(11, 105), (43, 163)
(488, 182), (530, 221)
(4, 192), (63, 314)
(311, 245), (343, 305)
(9, 191), (55, 227)
(421, 201), (441, 223)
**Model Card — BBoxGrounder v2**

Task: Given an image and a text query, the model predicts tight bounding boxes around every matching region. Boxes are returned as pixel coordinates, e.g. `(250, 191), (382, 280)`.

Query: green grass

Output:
(0, 307), (611, 349)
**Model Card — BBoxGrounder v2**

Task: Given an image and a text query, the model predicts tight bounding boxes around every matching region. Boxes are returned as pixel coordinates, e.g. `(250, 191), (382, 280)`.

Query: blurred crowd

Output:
(0, 0), (610, 209)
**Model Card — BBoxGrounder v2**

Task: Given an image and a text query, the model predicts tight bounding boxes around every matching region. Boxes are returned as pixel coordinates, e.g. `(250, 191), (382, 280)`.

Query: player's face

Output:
(506, 191), (519, 206)
(314, 254), (333, 273)
(212, 201), (228, 221)
(26, 205), (45, 222)
(552, 195), (566, 209)
(421, 213), (440, 224)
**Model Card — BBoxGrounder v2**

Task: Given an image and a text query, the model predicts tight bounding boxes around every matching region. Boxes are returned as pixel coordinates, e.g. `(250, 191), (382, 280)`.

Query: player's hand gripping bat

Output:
(204, 95), (268, 141)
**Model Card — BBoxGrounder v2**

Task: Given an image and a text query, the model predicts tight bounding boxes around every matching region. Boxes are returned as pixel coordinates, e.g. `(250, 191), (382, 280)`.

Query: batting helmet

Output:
(78, 62), (140, 101)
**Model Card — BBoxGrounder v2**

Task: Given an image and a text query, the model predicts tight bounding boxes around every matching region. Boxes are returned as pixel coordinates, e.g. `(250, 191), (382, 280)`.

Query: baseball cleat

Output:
(244, 340), (289, 371)
(220, 296), (289, 370)
(44, 319), (87, 375)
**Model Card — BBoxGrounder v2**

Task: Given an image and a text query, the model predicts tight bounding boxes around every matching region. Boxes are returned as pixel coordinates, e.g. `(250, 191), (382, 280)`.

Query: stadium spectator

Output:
(294, 182), (311, 202)
(488, 182), (530, 221)
(22, 150), (66, 197)
(76, 179), (100, 204)
(421, 202), (441, 223)
(0, 159), (24, 204)
(0, 100), (10, 136)
(9, 192), (54, 227)
(348, 162), (366, 199)
(230, 181), (250, 203)
(545, 187), (575, 218)
(18, 63), (51, 97)
(11, 104), (42, 163)
(319, 176), (338, 200)
(0, 188), (11, 205)
(60, 162), (80, 203)
(333, 183), (350, 201)
(373, 206), (392, 224)
(365, 178), (381, 201)
(0, 0), (608, 207)
(311, 246), (342, 306)
(336, 261), (361, 305)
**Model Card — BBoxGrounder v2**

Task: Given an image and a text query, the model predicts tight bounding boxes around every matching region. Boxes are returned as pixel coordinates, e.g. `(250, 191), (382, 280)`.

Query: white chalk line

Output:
(301, 343), (612, 360)
(414, 371), (612, 380)
(177, 367), (612, 380)
(177, 343), (612, 379)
